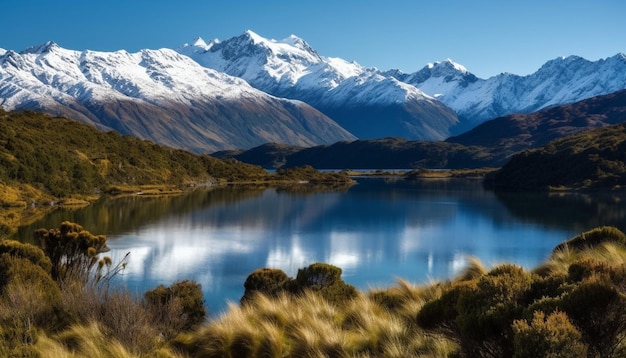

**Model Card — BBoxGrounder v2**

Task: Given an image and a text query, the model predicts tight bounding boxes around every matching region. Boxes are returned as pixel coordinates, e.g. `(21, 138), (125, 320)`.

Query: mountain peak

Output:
(242, 29), (265, 44)
(536, 55), (587, 73)
(428, 58), (469, 74)
(20, 41), (60, 55)
(281, 34), (307, 47)
(611, 52), (626, 62)
(192, 37), (209, 48)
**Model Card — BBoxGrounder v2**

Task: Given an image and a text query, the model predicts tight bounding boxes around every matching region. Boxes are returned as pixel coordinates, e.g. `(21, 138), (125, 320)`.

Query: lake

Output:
(13, 177), (626, 315)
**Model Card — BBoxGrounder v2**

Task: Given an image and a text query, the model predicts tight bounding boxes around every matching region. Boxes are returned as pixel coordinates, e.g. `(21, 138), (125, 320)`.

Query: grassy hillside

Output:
(0, 109), (353, 236)
(1, 222), (625, 357)
(487, 123), (626, 190)
(0, 109), (270, 197)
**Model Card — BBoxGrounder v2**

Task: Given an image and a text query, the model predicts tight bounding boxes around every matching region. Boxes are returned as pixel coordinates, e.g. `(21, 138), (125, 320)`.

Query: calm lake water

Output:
(13, 177), (626, 315)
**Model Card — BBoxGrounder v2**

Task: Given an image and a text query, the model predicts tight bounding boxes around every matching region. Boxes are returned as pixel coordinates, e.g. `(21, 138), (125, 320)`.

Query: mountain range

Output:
(214, 90), (626, 169)
(0, 41), (355, 153)
(1, 30), (626, 153)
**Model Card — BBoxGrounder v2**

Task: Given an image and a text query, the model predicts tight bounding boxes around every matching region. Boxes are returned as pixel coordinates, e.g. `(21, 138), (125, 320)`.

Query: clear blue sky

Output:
(2, 0), (624, 78)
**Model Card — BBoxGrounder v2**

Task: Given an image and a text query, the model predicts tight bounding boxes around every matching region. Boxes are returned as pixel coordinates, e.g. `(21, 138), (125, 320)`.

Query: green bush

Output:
(567, 259), (613, 283)
(512, 310), (587, 358)
(241, 268), (290, 304)
(33, 221), (109, 283)
(239, 263), (358, 307)
(0, 254), (62, 354)
(416, 282), (468, 329)
(145, 279), (206, 332)
(417, 264), (533, 357)
(524, 273), (568, 304)
(560, 277), (626, 357)
(292, 263), (358, 305)
(0, 240), (52, 273)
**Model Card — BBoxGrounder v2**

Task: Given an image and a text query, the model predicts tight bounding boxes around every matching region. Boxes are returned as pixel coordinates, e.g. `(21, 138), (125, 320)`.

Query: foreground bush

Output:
(512, 311), (588, 358)
(240, 262), (358, 306)
(417, 226), (626, 357)
(0, 222), (199, 356)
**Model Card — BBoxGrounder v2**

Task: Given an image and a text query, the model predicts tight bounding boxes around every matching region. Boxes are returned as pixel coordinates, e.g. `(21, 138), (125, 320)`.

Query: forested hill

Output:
(0, 109), (268, 200)
(487, 123), (626, 190)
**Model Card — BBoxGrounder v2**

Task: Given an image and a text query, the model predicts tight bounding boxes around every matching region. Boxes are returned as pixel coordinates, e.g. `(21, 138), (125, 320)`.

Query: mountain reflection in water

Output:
(13, 178), (626, 315)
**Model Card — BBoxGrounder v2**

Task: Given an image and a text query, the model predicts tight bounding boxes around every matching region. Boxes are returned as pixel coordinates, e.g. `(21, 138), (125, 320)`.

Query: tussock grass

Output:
(534, 241), (626, 277)
(39, 322), (136, 357)
(179, 289), (457, 357)
(454, 256), (488, 282)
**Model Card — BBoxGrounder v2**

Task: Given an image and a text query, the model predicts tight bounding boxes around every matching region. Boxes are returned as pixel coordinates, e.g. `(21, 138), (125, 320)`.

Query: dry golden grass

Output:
(178, 288), (457, 357)
(534, 242), (626, 277)
(35, 322), (184, 358)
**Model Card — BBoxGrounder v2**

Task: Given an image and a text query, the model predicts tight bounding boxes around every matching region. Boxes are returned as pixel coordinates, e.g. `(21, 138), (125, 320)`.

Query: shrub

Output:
(145, 279), (207, 332)
(416, 282), (468, 329)
(292, 263), (358, 305)
(567, 259), (612, 283)
(560, 276), (626, 357)
(422, 264), (534, 357)
(241, 268), (290, 304)
(33, 221), (110, 283)
(0, 254), (62, 354)
(0, 240), (52, 273)
(512, 311), (587, 358)
(524, 272), (568, 304)
(240, 263), (358, 307)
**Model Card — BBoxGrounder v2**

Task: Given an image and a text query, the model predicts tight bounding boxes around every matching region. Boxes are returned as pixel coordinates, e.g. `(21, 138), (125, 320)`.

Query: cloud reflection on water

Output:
(18, 178), (626, 314)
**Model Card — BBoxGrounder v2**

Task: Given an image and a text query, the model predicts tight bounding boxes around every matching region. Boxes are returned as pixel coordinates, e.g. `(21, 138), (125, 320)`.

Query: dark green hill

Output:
(214, 137), (497, 170)
(0, 109), (268, 199)
(487, 123), (626, 190)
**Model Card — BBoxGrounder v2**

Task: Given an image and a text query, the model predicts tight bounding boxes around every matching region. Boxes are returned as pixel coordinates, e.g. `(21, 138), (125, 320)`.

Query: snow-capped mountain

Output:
(178, 30), (460, 140)
(0, 41), (356, 153)
(392, 54), (626, 129)
(3, 30), (625, 152)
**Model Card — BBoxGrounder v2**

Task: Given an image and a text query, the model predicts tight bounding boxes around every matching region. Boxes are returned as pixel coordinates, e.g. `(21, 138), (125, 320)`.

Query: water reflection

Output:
(13, 178), (626, 315)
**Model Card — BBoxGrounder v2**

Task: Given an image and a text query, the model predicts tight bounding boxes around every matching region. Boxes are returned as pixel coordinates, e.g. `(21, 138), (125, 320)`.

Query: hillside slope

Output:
(447, 89), (626, 157)
(487, 123), (626, 190)
(0, 109), (269, 199)
(213, 137), (496, 170)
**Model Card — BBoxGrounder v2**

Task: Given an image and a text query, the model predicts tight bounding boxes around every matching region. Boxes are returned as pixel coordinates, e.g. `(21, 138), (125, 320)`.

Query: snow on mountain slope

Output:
(395, 54), (626, 128)
(0, 41), (356, 152)
(179, 30), (460, 140)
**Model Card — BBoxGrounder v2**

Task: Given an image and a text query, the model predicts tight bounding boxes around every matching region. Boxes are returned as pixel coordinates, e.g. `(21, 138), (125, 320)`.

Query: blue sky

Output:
(2, 0), (624, 78)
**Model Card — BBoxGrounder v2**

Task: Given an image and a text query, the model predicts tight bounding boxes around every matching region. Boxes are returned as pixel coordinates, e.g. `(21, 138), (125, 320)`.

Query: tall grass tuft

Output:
(37, 322), (138, 358)
(454, 256), (487, 282)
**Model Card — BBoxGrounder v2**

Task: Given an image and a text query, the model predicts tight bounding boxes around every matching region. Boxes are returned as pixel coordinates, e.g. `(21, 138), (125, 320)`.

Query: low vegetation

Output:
(487, 123), (626, 190)
(1, 223), (625, 357)
(0, 109), (354, 237)
(214, 137), (499, 170)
